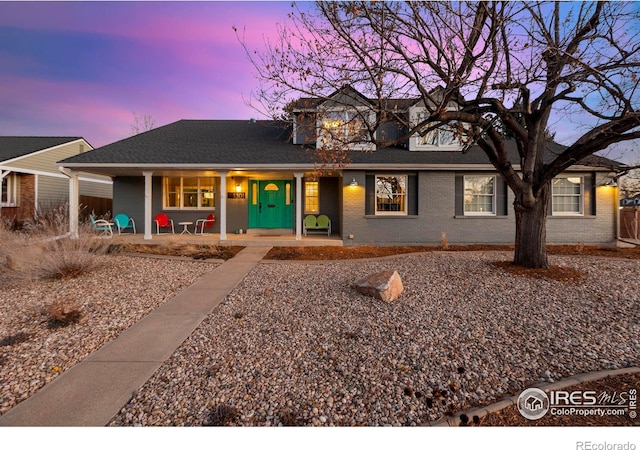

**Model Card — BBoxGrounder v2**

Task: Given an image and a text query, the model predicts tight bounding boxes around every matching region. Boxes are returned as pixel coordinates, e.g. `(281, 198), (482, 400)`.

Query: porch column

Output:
(294, 172), (304, 240)
(143, 171), (153, 240)
(69, 170), (80, 239)
(0, 170), (8, 218)
(219, 170), (228, 240)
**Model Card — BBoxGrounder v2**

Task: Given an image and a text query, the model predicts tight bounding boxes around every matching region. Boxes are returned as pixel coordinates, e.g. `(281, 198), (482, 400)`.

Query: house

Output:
(58, 87), (622, 245)
(0, 137), (112, 222)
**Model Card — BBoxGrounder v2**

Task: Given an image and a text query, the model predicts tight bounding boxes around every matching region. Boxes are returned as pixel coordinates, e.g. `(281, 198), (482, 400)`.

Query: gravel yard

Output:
(0, 255), (217, 416)
(102, 252), (639, 426)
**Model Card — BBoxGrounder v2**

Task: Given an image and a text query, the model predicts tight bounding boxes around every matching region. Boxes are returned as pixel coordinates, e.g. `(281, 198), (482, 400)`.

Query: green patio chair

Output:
(303, 215), (317, 236)
(316, 214), (331, 236)
(113, 213), (136, 235)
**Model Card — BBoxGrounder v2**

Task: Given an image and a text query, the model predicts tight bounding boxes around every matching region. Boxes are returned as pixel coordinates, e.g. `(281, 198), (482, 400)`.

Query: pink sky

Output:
(0, 1), (634, 162)
(0, 1), (296, 147)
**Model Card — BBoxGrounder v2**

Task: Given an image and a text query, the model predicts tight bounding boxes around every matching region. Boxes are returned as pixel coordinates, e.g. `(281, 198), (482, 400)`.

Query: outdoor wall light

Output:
(235, 183), (242, 192)
(349, 178), (358, 186)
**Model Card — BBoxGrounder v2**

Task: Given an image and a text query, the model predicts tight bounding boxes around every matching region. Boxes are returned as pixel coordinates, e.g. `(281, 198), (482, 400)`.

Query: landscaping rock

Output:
(354, 270), (404, 302)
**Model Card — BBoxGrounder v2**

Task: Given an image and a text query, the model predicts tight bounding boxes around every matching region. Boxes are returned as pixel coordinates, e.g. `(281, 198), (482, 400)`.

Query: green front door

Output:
(248, 180), (293, 229)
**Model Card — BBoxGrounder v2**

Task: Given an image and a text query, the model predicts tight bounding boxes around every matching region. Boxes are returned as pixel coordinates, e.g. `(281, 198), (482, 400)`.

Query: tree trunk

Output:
(513, 183), (550, 269)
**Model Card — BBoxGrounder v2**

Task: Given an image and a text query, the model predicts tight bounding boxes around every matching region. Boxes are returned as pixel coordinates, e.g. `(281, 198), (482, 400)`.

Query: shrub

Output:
(0, 206), (108, 283)
(44, 299), (82, 328)
(440, 231), (449, 250)
(204, 404), (239, 426)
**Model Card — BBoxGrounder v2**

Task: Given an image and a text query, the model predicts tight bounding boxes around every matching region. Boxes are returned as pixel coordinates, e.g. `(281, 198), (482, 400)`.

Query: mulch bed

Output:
(109, 243), (244, 260)
(264, 244), (640, 261)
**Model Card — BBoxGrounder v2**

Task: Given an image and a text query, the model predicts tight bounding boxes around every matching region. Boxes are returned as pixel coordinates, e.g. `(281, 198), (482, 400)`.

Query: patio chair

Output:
(113, 213), (136, 235)
(195, 213), (216, 235)
(89, 214), (113, 237)
(303, 215), (317, 236)
(316, 214), (331, 236)
(154, 213), (175, 234)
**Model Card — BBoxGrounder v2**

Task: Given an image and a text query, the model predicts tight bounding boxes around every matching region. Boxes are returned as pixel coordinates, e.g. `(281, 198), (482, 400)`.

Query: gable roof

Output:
(59, 119), (622, 176)
(0, 137), (84, 162)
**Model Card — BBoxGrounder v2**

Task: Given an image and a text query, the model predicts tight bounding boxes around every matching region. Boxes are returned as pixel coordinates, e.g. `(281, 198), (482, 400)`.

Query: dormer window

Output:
(410, 110), (463, 151)
(417, 123), (457, 147)
(321, 110), (367, 142)
(317, 108), (375, 151)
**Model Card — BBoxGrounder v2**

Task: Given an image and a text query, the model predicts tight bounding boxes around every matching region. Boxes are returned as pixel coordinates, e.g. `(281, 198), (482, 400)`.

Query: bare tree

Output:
(130, 112), (156, 135)
(239, 1), (640, 268)
(620, 161), (640, 199)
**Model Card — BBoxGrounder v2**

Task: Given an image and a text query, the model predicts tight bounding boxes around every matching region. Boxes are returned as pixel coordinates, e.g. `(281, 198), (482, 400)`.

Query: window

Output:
(552, 177), (583, 215)
(163, 177), (215, 210)
(418, 125), (457, 147)
(305, 181), (319, 214)
(1, 173), (17, 206)
(413, 111), (462, 150)
(320, 110), (367, 143)
(376, 175), (407, 215)
(464, 176), (495, 215)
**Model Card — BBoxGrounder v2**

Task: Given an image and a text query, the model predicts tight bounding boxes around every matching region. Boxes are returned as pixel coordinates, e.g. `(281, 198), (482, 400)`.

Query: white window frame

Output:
(411, 110), (463, 151)
(1, 173), (17, 207)
(375, 174), (408, 216)
(552, 176), (584, 216)
(317, 107), (374, 150)
(162, 176), (216, 211)
(304, 180), (319, 214)
(463, 175), (496, 216)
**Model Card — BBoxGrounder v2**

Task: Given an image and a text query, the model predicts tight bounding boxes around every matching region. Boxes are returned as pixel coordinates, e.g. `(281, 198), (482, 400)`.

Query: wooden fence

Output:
(620, 207), (640, 240)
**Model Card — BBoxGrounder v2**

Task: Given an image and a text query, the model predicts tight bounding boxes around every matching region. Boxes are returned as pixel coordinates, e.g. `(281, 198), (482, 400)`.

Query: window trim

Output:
(375, 174), (408, 216)
(412, 110), (463, 151)
(463, 175), (496, 216)
(317, 107), (374, 150)
(551, 176), (584, 216)
(304, 180), (319, 214)
(162, 176), (216, 211)
(1, 173), (17, 207)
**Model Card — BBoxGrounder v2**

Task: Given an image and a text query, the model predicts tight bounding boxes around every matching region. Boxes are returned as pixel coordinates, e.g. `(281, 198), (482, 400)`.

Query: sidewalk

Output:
(0, 246), (272, 427)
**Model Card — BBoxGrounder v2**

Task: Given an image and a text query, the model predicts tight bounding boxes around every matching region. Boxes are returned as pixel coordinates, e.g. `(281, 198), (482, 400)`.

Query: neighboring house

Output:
(0, 137), (112, 222)
(59, 86), (622, 245)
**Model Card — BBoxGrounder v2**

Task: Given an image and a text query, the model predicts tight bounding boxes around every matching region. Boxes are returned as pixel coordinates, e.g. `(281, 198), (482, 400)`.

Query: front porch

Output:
(107, 231), (343, 247)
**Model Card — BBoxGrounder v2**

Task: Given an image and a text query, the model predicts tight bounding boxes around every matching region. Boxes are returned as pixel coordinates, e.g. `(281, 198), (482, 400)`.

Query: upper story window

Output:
(464, 175), (496, 215)
(552, 177), (583, 215)
(163, 176), (215, 210)
(410, 110), (463, 151)
(376, 175), (407, 215)
(318, 109), (374, 150)
(1, 173), (17, 206)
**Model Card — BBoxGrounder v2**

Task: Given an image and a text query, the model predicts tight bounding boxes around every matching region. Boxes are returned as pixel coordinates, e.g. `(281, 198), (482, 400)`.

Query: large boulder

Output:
(354, 270), (404, 302)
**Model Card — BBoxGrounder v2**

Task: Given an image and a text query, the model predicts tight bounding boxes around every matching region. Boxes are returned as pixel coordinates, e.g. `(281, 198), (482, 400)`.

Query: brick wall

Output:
(17, 174), (36, 221)
(342, 170), (617, 246)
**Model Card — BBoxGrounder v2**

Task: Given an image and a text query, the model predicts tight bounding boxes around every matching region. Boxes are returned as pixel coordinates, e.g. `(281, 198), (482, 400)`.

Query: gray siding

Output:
(113, 176), (222, 233)
(342, 170), (616, 246)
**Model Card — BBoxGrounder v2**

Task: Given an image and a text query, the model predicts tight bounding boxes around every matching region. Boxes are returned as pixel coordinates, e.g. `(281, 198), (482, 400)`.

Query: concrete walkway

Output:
(0, 246), (272, 427)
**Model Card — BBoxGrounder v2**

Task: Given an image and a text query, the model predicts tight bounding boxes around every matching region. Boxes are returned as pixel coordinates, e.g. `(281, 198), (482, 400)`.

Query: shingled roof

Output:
(59, 119), (622, 171)
(0, 137), (83, 162)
